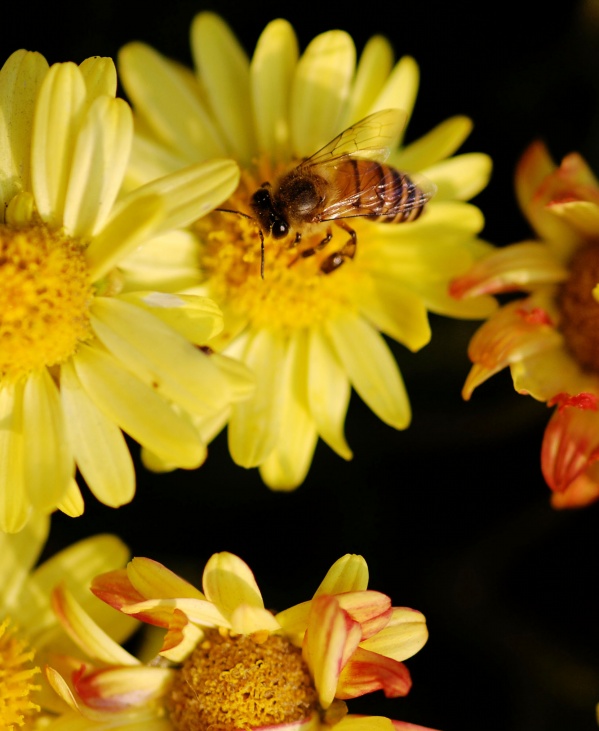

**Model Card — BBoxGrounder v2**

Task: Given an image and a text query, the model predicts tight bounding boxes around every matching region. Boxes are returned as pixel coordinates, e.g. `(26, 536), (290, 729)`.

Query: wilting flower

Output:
(0, 50), (253, 532)
(46, 552), (434, 731)
(0, 514), (133, 729)
(451, 141), (599, 507)
(117, 14), (495, 489)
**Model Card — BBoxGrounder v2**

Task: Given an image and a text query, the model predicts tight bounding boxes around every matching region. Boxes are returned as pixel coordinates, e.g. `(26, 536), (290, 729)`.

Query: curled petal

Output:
(72, 664), (173, 712)
(541, 396), (599, 506)
(304, 595), (362, 709)
(359, 607), (428, 662)
(335, 591), (392, 640)
(127, 557), (204, 600)
(336, 647), (412, 700)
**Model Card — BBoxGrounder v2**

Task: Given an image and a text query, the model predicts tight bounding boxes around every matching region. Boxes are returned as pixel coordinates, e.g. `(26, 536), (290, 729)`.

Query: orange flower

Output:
(451, 141), (599, 507)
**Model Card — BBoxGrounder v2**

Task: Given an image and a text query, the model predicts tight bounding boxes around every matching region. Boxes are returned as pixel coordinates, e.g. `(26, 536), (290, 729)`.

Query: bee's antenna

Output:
(214, 208), (265, 280)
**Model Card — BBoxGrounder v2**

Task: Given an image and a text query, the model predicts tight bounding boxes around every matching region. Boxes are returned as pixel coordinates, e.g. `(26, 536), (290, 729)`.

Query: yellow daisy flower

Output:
(451, 141), (599, 508)
(117, 14), (496, 489)
(0, 49), (253, 532)
(0, 514), (134, 729)
(45, 552), (435, 731)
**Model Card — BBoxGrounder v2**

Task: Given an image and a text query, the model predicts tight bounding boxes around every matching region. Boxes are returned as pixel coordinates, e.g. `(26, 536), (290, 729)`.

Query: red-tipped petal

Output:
(335, 591), (392, 640)
(304, 595), (362, 709)
(72, 664), (173, 712)
(336, 646), (412, 700)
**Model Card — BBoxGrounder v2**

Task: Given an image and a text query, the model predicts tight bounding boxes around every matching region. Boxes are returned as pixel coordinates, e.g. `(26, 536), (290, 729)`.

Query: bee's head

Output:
(251, 186), (289, 239)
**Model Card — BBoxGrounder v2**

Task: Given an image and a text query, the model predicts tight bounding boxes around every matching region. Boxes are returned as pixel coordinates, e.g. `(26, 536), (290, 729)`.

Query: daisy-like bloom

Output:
(117, 14), (495, 489)
(0, 513), (134, 729)
(451, 141), (599, 508)
(45, 552), (434, 731)
(0, 50), (253, 533)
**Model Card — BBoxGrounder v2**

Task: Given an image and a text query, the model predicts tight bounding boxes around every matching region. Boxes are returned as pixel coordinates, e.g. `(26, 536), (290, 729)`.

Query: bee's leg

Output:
(287, 228), (331, 267)
(259, 228), (265, 279)
(320, 221), (357, 274)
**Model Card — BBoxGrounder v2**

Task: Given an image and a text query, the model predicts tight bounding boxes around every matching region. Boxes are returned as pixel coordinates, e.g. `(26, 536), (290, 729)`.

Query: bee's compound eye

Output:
(272, 220), (289, 239)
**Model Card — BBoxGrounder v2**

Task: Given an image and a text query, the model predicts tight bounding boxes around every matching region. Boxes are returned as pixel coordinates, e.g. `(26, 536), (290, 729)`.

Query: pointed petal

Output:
(57, 479), (85, 517)
(315, 554), (369, 596)
(63, 96), (132, 237)
(259, 329), (318, 490)
(251, 19), (298, 159)
(371, 56), (419, 145)
(191, 12), (256, 162)
(337, 647), (412, 699)
(61, 359), (135, 508)
(0, 50), (48, 209)
(119, 42), (226, 160)
(394, 116), (473, 172)
(72, 343), (205, 469)
(31, 62), (86, 227)
(291, 30), (355, 156)
(326, 314), (410, 429)
(307, 328), (352, 460)
(22, 368), (73, 512)
(228, 330), (287, 467)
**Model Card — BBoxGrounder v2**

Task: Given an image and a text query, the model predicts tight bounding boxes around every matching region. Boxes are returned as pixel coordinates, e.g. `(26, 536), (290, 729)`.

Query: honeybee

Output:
(221, 109), (435, 277)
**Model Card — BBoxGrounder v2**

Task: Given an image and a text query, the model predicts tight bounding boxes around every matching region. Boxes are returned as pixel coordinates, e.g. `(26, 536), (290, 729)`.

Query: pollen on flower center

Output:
(0, 223), (94, 381)
(168, 629), (318, 731)
(0, 617), (41, 730)
(558, 242), (599, 371)
(195, 170), (363, 334)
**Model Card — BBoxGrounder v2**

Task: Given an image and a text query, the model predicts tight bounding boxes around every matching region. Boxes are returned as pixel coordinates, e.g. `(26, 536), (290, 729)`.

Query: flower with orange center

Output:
(117, 14), (495, 489)
(0, 514), (135, 730)
(451, 140), (599, 507)
(44, 552), (433, 731)
(0, 50), (253, 532)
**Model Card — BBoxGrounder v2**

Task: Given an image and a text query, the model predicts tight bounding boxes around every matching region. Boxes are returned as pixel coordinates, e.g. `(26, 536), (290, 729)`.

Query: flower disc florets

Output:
(0, 222), (93, 381)
(169, 628), (318, 731)
(0, 617), (41, 729)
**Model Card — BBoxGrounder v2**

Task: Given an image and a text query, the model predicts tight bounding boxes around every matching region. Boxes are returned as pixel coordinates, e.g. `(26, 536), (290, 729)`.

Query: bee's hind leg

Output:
(320, 220), (357, 274)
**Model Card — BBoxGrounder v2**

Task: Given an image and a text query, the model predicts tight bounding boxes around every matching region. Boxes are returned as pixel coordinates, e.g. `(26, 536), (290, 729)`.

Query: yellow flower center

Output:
(168, 629), (318, 731)
(0, 222), (94, 381)
(0, 618), (41, 730)
(558, 242), (599, 371)
(196, 167), (365, 336)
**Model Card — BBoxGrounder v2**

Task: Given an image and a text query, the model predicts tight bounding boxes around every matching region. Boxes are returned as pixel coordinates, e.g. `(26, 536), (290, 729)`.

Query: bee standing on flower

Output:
(245, 109), (435, 276)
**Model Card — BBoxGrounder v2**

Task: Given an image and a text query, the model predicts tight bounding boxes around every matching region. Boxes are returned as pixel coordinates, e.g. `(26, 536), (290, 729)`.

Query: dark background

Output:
(6, 2), (599, 730)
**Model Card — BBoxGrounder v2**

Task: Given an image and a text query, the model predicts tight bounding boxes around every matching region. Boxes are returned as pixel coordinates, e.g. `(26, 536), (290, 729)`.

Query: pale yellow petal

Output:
(119, 42), (226, 160)
(72, 342), (205, 469)
(228, 330), (286, 467)
(549, 199), (599, 239)
(326, 314), (411, 429)
(393, 116), (473, 172)
(0, 512), (48, 610)
(307, 328), (352, 460)
(57, 480), (85, 517)
(78, 56), (117, 100)
(90, 297), (232, 414)
(259, 330), (318, 490)
(0, 381), (30, 533)
(125, 158), (240, 236)
(127, 556), (205, 599)
(290, 30), (356, 156)
(203, 552), (266, 619)
(0, 50), (48, 211)
(314, 554), (369, 595)
(359, 607), (428, 661)
(119, 230), (202, 293)
(60, 359), (135, 508)
(336, 716), (395, 731)
(191, 12), (256, 162)
(31, 61), (86, 227)
(344, 36), (394, 125)
(63, 96), (132, 238)
(511, 346), (584, 400)
(356, 278), (431, 352)
(125, 130), (192, 188)
(251, 19), (298, 160)
(370, 56), (419, 145)
(85, 193), (164, 281)
(118, 291), (223, 344)
(230, 604), (282, 635)
(52, 584), (139, 665)
(22, 368), (73, 512)
(424, 152), (492, 202)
